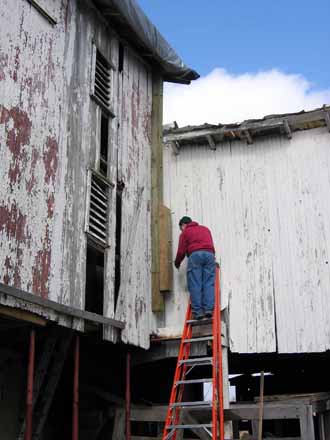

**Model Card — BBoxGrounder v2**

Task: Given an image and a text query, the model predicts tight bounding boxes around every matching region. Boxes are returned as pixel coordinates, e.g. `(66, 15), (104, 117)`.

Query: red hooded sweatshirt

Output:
(175, 221), (215, 268)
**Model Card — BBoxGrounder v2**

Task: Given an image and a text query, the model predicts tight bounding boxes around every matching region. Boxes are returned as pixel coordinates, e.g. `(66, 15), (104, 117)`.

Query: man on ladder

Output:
(164, 216), (224, 440)
(175, 216), (216, 320)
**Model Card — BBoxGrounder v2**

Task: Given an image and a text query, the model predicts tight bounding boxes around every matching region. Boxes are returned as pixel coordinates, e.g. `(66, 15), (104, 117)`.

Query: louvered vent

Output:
(94, 50), (111, 109)
(87, 172), (109, 245)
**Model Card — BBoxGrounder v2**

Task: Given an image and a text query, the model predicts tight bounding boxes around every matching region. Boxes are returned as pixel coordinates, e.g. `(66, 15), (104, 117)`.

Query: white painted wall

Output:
(162, 127), (330, 354)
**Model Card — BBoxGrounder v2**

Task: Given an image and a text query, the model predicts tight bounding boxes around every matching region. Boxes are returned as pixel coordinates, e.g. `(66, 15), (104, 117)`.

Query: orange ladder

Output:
(162, 264), (224, 440)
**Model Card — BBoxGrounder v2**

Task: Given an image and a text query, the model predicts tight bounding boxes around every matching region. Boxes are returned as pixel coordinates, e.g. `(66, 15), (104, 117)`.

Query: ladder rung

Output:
(183, 336), (213, 343)
(179, 357), (212, 366)
(175, 378), (212, 385)
(186, 318), (213, 326)
(168, 424), (212, 429)
(171, 401), (212, 408)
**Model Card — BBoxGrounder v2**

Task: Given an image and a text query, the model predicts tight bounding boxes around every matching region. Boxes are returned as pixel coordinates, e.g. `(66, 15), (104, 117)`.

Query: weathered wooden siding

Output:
(0, 0), (153, 347)
(162, 127), (330, 354)
(114, 47), (152, 349)
(0, 0), (75, 325)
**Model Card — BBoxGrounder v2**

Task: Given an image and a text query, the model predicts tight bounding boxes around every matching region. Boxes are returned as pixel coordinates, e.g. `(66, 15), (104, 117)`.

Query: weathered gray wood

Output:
(283, 119), (292, 139)
(323, 411), (330, 439)
(225, 404), (302, 420)
(244, 130), (253, 145)
(163, 107), (329, 145)
(170, 140), (180, 155)
(324, 111), (330, 132)
(258, 372), (265, 440)
(130, 405), (167, 422)
(206, 134), (216, 150)
(113, 408), (126, 440)
(318, 413), (326, 440)
(0, 283), (124, 328)
(299, 405), (315, 440)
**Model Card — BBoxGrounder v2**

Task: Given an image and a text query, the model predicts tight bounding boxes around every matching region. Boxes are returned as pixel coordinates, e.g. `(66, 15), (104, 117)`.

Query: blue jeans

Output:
(187, 251), (215, 316)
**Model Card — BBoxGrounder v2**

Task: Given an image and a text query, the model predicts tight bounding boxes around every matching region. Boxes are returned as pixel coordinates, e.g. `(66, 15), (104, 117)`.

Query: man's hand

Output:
(174, 261), (180, 269)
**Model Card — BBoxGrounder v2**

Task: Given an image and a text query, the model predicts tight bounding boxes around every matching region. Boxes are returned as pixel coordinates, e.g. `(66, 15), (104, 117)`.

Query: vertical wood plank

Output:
(159, 205), (173, 292)
(299, 405), (315, 440)
(151, 74), (164, 312)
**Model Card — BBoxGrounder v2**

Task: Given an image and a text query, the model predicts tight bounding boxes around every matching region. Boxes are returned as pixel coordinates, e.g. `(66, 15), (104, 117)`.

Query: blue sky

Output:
(137, 0), (330, 125)
(138, 0), (329, 89)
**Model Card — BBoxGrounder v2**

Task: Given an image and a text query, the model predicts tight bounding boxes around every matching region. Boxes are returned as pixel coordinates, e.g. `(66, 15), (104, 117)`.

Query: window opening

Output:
(85, 244), (104, 315)
(114, 181), (125, 307)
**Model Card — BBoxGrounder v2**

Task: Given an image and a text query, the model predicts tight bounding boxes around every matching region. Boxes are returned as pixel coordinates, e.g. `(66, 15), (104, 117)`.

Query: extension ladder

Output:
(162, 264), (224, 440)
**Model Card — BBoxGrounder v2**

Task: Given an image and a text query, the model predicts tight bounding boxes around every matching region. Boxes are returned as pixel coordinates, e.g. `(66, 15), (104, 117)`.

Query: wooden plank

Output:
(224, 404), (302, 420)
(130, 406), (167, 422)
(206, 134), (216, 150)
(257, 392), (330, 403)
(258, 372), (264, 440)
(324, 111), (330, 132)
(0, 283), (124, 328)
(159, 205), (173, 291)
(170, 140), (180, 155)
(114, 51), (153, 348)
(299, 405), (315, 440)
(0, 305), (47, 326)
(283, 119), (292, 139)
(113, 408), (125, 440)
(151, 73), (164, 312)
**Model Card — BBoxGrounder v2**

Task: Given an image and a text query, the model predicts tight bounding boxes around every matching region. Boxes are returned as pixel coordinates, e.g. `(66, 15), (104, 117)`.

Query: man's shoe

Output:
(192, 313), (204, 321)
(204, 311), (213, 318)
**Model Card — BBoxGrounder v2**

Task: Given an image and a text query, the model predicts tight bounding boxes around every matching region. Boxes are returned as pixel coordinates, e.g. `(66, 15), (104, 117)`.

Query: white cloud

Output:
(164, 68), (330, 127)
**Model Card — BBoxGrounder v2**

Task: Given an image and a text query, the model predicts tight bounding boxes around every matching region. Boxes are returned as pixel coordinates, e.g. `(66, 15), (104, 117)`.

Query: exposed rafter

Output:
(169, 141), (180, 155)
(206, 134), (216, 150)
(283, 119), (292, 139)
(324, 111), (330, 132)
(244, 130), (253, 145)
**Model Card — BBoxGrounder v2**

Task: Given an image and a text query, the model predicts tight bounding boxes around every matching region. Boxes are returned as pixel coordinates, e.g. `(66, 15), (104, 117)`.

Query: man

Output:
(174, 216), (216, 320)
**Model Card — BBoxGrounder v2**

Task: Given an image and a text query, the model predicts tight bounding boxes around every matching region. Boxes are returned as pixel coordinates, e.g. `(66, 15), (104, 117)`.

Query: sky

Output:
(137, 0), (330, 126)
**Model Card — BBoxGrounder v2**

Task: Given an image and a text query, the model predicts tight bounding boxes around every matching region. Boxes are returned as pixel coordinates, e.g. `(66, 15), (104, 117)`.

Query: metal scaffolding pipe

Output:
(72, 335), (80, 440)
(126, 351), (131, 440)
(25, 329), (35, 440)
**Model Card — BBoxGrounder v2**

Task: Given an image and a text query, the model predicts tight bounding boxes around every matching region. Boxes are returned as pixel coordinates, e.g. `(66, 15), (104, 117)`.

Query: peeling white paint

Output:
(162, 127), (330, 354)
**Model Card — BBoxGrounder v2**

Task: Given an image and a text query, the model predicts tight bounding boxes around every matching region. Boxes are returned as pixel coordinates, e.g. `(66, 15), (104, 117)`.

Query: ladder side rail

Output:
(162, 303), (192, 440)
(212, 264), (219, 439)
(217, 264), (225, 440)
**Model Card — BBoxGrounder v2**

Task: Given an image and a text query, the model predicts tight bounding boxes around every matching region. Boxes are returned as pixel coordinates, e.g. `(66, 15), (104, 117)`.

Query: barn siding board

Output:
(0, 0), (74, 325)
(0, 0), (155, 346)
(162, 127), (330, 353)
(114, 48), (152, 349)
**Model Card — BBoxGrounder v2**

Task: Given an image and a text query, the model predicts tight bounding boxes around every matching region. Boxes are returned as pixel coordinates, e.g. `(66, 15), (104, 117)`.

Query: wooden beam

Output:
(151, 74), (164, 312)
(299, 405), (315, 440)
(130, 405), (167, 422)
(159, 205), (173, 291)
(283, 119), (292, 139)
(244, 130), (253, 145)
(224, 404), (302, 420)
(0, 283), (125, 329)
(206, 134), (216, 150)
(324, 112), (330, 132)
(0, 305), (46, 326)
(170, 140), (180, 155)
